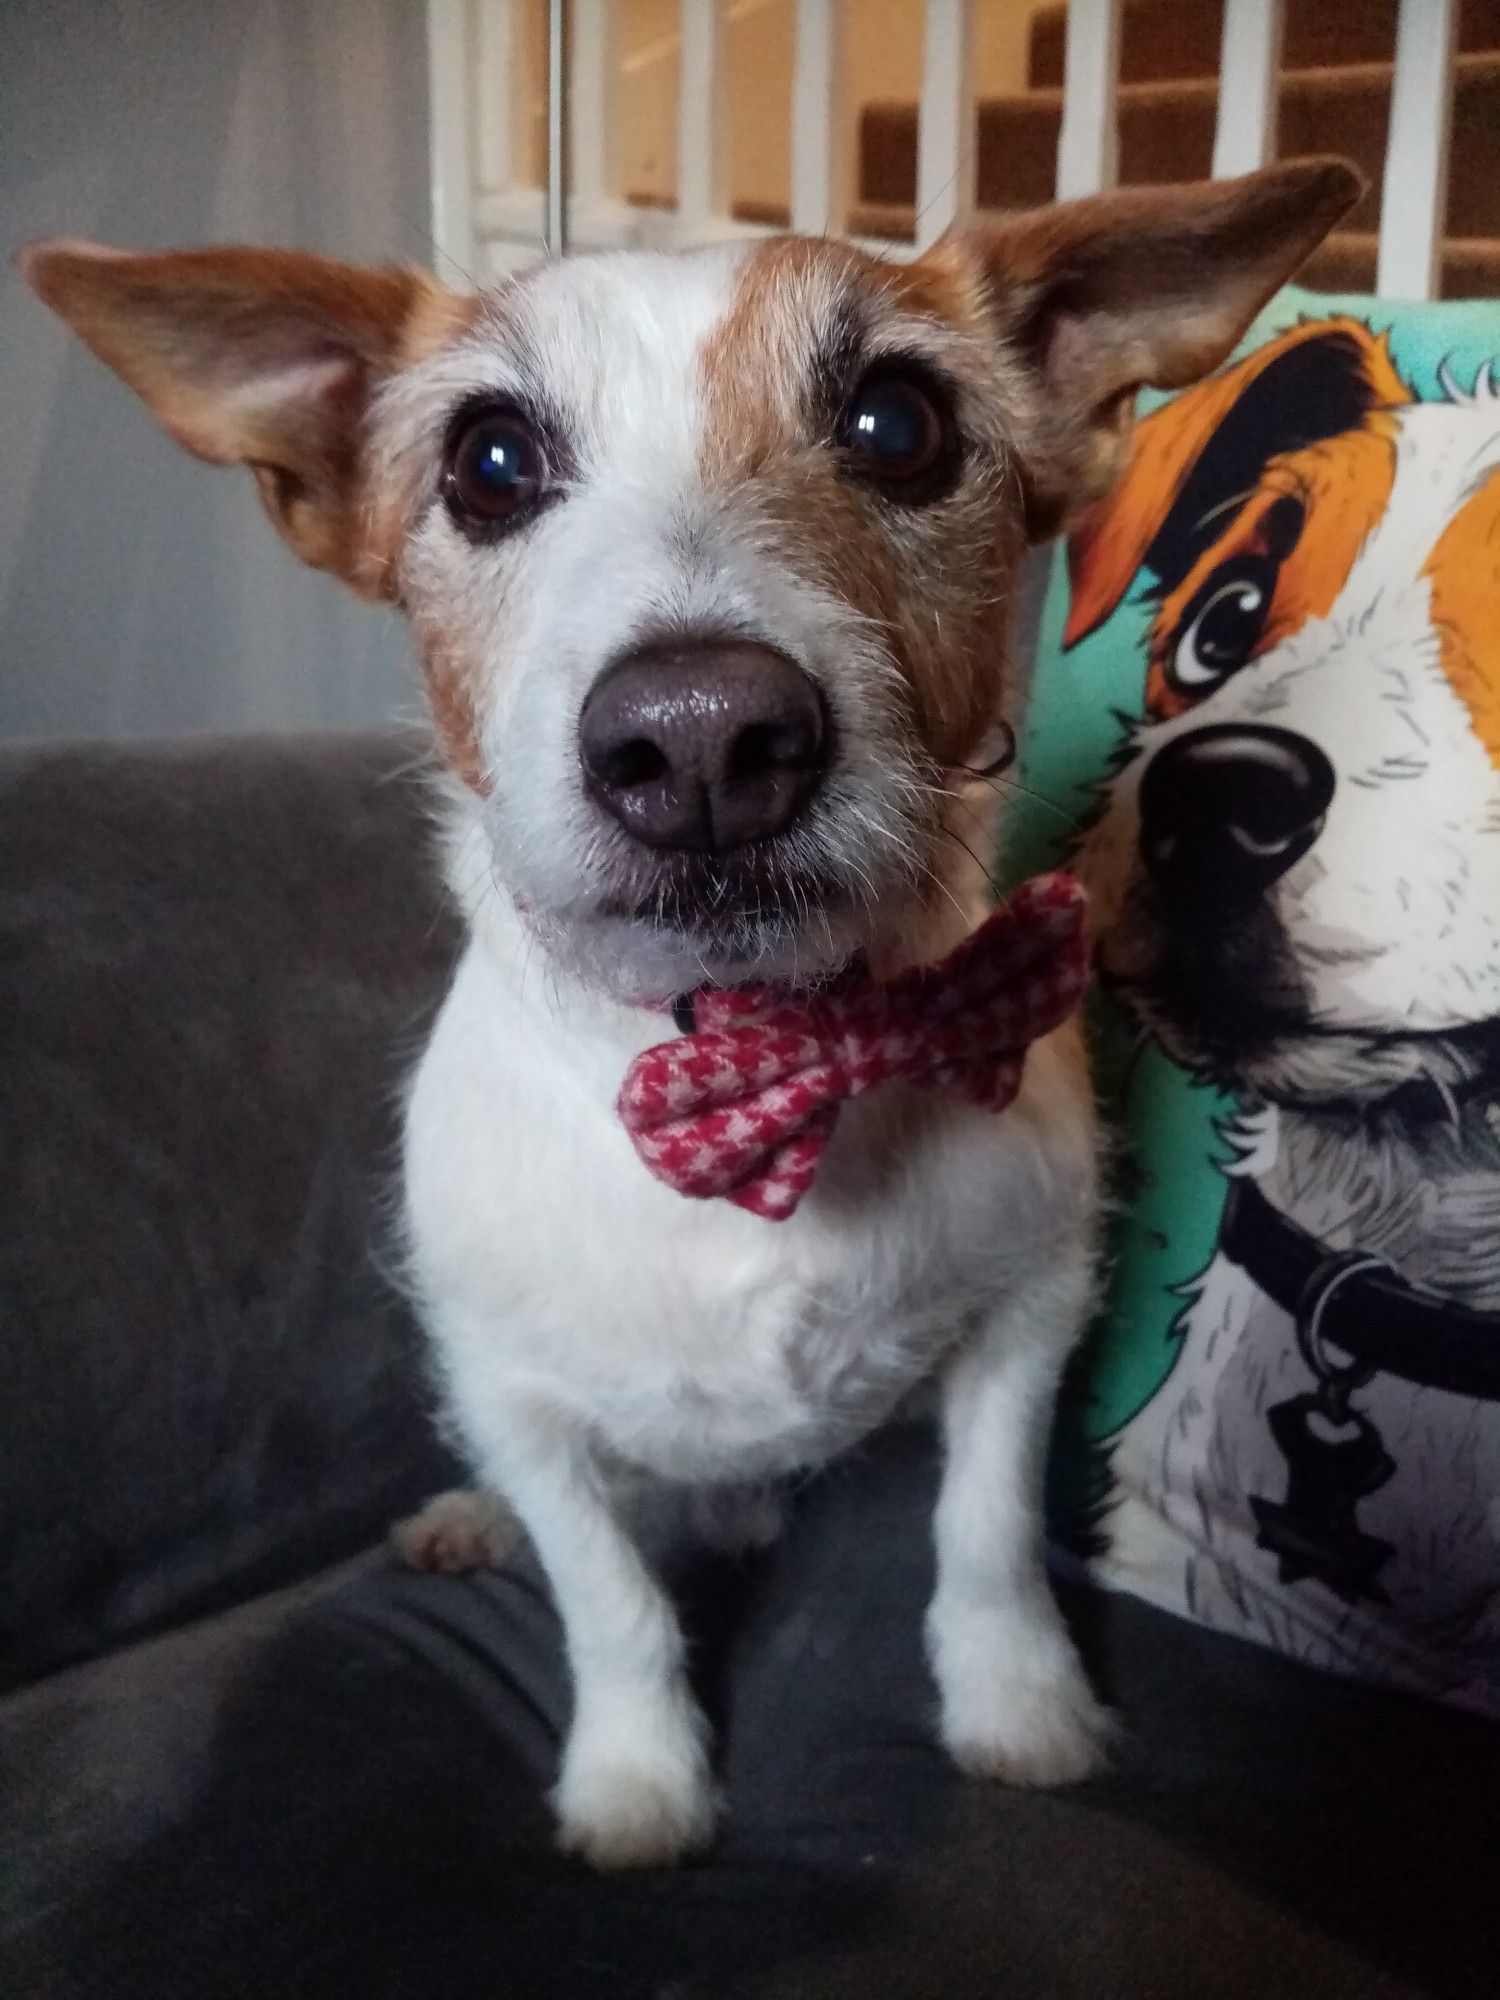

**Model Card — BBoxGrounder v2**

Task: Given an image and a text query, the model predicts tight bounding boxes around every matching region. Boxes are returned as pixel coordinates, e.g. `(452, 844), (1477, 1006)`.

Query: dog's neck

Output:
(1255, 1095), (1500, 1309)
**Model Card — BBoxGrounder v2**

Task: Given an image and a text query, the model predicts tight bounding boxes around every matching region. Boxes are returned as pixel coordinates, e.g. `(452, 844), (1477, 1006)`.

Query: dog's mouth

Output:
(596, 854), (871, 999)
(535, 831), (883, 1001)
(603, 846), (850, 937)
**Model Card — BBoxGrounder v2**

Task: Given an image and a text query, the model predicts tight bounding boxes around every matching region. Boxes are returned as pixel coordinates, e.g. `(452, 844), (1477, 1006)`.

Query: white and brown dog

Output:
(22, 160), (1357, 1863)
(1073, 316), (1500, 1707)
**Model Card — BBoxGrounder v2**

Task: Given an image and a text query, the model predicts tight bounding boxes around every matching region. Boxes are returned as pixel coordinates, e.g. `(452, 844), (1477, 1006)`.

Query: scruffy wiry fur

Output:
(19, 160), (1360, 1867)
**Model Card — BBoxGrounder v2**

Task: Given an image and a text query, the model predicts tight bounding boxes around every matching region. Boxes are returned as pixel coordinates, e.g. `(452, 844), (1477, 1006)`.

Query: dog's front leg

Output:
(485, 1393), (715, 1869)
(926, 1253), (1111, 1786)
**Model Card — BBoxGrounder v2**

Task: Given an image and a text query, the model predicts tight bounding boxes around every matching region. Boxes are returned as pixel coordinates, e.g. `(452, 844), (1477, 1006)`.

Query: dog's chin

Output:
(568, 910), (865, 1006)
(526, 863), (878, 1006)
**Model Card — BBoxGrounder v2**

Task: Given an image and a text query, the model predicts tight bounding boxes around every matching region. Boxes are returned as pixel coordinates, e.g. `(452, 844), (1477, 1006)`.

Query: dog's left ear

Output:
(947, 158), (1364, 538)
(17, 240), (467, 596)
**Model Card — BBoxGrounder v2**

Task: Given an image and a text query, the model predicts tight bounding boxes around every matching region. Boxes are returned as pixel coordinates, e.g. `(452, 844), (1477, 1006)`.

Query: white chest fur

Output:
(403, 919), (1098, 1488)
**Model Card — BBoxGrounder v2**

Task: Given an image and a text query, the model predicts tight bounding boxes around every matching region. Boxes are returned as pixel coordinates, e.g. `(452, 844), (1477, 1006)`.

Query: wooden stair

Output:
(1026, 0), (1500, 85)
(712, 0), (1500, 300)
(1300, 232), (1500, 298)
(849, 46), (1500, 297)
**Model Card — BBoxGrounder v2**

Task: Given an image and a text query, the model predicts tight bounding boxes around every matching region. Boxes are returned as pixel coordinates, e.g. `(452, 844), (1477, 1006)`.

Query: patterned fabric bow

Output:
(617, 872), (1090, 1221)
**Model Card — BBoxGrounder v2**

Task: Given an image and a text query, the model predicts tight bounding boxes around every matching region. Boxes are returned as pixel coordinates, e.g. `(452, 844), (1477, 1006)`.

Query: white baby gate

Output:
(425, 0), (1459, 302)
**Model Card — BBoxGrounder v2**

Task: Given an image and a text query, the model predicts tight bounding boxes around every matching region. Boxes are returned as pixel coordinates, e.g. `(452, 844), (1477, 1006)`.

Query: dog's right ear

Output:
(948, 158), (1364, 540)
(17, 240), (469, 598)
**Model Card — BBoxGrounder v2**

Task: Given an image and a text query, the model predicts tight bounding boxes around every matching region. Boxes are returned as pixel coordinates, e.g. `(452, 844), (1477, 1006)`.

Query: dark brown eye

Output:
(444, 407), (549, 531)
(837, 371), (950, 494)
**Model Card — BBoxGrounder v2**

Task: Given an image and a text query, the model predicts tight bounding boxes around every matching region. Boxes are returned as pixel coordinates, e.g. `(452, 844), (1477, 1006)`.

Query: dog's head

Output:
(21, 163), (1356, 1002)
(1072, 315), (1500, 1108)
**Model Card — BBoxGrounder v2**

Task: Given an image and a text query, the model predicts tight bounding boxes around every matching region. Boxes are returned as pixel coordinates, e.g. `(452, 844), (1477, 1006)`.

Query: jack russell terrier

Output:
(22, 157), (1358, 1866)
(1073, 316), (1500, 1706)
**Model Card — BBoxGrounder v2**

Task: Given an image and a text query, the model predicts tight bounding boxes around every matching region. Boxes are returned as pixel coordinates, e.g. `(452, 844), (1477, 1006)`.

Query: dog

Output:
(21, 157), (1358, 1864)
(1072, 316), (1500, 1709)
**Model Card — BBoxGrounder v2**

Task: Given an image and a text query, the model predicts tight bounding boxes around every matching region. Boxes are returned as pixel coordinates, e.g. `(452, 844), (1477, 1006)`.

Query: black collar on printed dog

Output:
(1219, 1178), (1500, 1404)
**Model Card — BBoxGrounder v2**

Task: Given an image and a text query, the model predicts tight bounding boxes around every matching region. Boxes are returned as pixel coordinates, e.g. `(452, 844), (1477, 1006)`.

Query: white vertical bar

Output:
(1211, 0), (1284, 177)
(547, 0), (567, 251)
(1377, 0), (1457, 300)
(791, 0), (843, 236)
(427, 0), (478, 281)
(568, 0), (612, 218)
(474, 0), (515, 196)
(916, 0), (975, 250)
(1055, 0), (1122, 200)
(678, 1), (722, 237)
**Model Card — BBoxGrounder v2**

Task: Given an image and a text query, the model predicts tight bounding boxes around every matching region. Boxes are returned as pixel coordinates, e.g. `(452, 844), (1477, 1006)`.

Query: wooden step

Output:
(1301, 231), (1500, 299)
(724, 196), (1500, 304)
(857, 52), (1500, 241)
(729, 188), (1500, 301)
(1027, 0), (1500, 89)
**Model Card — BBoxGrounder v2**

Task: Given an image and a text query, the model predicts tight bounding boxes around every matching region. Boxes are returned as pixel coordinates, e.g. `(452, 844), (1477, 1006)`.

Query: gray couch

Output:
(2, 732), (1493, 2000)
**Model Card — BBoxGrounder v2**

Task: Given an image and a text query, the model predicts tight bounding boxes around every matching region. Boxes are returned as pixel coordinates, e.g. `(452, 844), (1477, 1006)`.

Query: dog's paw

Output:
(554, 1749), (717, 1871)
(942, 1660), (1113, 1787)
(555, 1694), (716, 1871)
(391, 1488), (517, 1573)
(931, 1605), (1112, 1788)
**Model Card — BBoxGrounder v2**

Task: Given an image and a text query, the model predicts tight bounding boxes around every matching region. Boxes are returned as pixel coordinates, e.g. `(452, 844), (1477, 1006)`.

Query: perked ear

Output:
(951, 158), (1365, 538)
(17, 240), (467, 596)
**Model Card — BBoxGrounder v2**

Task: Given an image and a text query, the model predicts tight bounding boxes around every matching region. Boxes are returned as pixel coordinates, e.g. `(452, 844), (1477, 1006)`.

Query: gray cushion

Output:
(0, 732), (461, 1687)
(4, 1422), (1496, 2000)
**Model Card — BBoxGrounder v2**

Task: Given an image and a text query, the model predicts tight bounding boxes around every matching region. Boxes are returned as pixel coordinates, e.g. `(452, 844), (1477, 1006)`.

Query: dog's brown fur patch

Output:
(1427, 464), (1500, 766)
(361, 285), (480, 599)
(699, 236), (1022, 770)
(416, 631), (488, 793)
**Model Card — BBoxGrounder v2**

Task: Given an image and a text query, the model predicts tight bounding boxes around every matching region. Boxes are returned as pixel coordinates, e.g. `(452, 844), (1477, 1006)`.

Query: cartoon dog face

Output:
(1072, 321), (1500, 1109)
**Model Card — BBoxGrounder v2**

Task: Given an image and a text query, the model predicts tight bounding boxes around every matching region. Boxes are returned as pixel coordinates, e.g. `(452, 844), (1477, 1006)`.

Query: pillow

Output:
(1008, 282), (1500, 1716)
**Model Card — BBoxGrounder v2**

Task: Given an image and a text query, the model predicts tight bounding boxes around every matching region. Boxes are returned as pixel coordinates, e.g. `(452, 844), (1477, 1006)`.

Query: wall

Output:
(1, 0), (432, 745)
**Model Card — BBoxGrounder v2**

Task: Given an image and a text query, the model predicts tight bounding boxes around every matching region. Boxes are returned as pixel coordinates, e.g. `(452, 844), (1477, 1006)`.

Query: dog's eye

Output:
(837, 371), (950, 495)
(1169, 558), (1276, 694)
(444, 408), (549, 532)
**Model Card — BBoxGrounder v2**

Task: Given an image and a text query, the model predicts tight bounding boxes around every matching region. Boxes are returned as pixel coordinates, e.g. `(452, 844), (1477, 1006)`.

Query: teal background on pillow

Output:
(1005, 282), (1500, 1469)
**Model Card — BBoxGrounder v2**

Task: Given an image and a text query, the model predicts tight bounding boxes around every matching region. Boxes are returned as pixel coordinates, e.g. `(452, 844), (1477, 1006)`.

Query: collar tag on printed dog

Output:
(1251, 1393), (1397, 1604)
(616, 873), (1089, 1220)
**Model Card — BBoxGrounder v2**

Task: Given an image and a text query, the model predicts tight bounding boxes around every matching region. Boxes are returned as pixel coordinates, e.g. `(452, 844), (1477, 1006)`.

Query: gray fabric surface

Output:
(0, 732), (461, 1687)
(2, 732), (1496, 1999)
(5, 1423), (1496, 1999)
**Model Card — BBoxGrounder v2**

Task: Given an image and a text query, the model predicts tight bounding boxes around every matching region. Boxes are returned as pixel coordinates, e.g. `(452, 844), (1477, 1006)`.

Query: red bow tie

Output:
(616, 873), (1089, 1221)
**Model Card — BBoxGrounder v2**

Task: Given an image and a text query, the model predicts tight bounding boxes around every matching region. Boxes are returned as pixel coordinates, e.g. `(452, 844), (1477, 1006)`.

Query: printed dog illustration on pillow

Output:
(1070, 317), (1500, 1709)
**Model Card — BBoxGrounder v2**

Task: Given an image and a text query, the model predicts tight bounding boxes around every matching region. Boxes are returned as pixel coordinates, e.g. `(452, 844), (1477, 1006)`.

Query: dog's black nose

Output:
(578, 641), (827, 852)
(1138, 724), (1335, 905)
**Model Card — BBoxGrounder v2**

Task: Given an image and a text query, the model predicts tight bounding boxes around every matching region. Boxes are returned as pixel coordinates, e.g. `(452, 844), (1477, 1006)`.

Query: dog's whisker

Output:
(963, 769), (1087, 838)
(936, 824), (993, 883)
